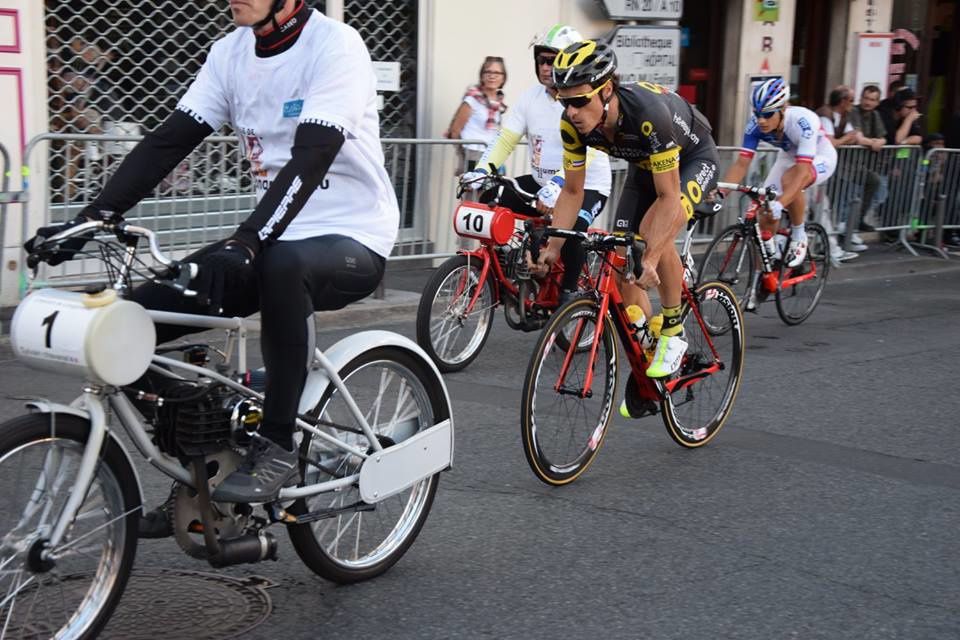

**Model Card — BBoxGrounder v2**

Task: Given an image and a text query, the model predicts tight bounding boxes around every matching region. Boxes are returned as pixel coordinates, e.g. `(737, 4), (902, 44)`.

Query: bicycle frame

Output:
(715, 183), (822, 293)
(553, 228), (725, 406)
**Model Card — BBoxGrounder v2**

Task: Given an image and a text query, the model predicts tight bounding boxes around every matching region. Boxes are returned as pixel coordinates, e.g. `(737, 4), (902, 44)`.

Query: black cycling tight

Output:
(132, 234), (385, 450)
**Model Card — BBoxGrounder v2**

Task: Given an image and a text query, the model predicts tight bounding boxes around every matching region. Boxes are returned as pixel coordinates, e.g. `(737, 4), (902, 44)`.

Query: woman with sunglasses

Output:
(536, 40), (719, 384)
(460, 24), (612, 303)
(446, 56), (508, 172)
(721, 77), (837, 273)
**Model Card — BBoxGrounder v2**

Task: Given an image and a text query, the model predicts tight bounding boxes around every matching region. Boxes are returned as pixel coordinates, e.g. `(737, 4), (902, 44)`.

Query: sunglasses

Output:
(536, 55), (556, 67)
(482, 70), (505, 76)
(557, 80), (610, 109)
(754, 109), (780, 119)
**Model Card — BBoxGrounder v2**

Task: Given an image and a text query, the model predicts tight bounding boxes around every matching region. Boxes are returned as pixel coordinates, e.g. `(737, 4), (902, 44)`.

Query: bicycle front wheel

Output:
(289, 347), (447, 584)
(776, 222), (831, 325)
(416, 254), (496, 372)
(521, 298), (619, 486)
(697, 224), (757, 302)
(0, 413), (140, 640)
(661, 281), (745, 448)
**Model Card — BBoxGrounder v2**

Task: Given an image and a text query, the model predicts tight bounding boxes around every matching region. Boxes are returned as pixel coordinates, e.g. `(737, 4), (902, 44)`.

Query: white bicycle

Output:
(1, 219), (454, 639)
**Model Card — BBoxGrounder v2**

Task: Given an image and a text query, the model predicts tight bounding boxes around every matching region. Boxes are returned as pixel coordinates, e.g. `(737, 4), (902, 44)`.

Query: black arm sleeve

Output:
(84, 109), (213, 217)
(230, 122), (345, 255)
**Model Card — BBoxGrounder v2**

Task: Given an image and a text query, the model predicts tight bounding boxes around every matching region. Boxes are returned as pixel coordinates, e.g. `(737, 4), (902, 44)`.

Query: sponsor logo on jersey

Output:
(283, 99), (304, 118)
(798, 117), (813, 139)
(672, 113), (700, 145)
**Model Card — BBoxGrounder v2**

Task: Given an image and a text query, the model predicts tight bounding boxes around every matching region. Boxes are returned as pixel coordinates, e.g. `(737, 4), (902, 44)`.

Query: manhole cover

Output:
(101, 567), (273, 639)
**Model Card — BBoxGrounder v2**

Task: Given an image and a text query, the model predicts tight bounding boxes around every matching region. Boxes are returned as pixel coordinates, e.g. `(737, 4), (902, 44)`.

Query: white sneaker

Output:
(830, 245), (858, 262)
(849, 241), (868, 252)
(850, 232), (865, 245)
(646, 334), (688, 378)
(786, 236), (808, 268)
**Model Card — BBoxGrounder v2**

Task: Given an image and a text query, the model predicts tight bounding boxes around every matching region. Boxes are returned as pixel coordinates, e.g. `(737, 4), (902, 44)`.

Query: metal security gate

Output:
(43, 0), (422, 243)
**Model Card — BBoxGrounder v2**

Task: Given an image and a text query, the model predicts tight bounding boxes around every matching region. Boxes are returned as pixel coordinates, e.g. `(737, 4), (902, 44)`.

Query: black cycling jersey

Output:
(561, 81), (714, 175)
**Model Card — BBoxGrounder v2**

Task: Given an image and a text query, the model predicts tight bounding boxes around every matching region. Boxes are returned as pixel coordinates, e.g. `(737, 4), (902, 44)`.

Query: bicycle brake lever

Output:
(151, 261), (199, 297)
(627, 236), (646, 281)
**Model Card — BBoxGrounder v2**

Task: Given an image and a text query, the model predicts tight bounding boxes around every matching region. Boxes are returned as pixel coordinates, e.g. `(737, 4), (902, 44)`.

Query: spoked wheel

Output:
(416, 255), (496, 372)
(697, 224), (757, 303)
(521, 298), (619, 486)
(0, 414), (140, 640)
(661, 281), (745, 448)
(776, 222), (830, 325)
(288, 347), (448, 584)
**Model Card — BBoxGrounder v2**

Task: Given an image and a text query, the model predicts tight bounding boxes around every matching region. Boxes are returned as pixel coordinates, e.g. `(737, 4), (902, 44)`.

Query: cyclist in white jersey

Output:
(722, 78), (837, 268)
(25, 0), (399, 515)
(461, 24), (612, 303)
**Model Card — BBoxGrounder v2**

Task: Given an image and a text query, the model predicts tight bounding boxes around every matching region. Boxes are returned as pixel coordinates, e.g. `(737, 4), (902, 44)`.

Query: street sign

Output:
(600, 0), (683, 21)
(608, 25), (681, 89)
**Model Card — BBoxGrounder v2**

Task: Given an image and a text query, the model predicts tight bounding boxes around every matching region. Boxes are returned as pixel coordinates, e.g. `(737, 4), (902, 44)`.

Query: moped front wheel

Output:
(416, 254), (496, 372)
(0, 413), (140, 639)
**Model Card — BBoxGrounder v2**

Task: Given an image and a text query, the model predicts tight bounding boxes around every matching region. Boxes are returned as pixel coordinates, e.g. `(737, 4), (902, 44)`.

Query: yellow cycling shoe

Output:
(646, 334), (687, 378)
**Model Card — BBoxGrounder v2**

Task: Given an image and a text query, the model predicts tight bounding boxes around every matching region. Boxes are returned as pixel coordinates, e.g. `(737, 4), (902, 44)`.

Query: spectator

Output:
(818, 86), (858, 147)
(877, 79), (908, 134)
(445, 56), (508, 172)
(846, 84), (889, 237)
(885, 88), (923, 146)
(818, 86), (867, 251)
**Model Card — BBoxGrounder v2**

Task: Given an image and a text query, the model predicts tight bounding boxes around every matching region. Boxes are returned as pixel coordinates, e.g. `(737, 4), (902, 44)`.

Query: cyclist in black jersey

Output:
(535, 40), (719, 380)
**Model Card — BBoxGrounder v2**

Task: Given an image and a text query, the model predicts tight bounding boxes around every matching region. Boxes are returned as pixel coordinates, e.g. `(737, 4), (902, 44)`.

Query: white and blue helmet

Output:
(751, 77), (788, 115)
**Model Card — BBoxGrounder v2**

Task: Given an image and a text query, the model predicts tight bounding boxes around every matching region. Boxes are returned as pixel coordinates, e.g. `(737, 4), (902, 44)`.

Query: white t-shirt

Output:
(178, 10), (399, 258)
(460, 94), (502, 151)
(819, 111), (855, 138)
(503, 84), (612, 196)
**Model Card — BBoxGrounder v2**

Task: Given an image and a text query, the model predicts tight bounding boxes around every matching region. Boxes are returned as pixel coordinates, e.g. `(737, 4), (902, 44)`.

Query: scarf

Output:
(465, 85), (507, 130)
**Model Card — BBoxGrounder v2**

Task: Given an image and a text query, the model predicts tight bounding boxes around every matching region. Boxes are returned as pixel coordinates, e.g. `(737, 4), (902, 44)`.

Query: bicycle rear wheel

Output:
(289, 347), (447, 583)
(0, 414), (140, 640)
(697, 224), (757, 302)
(661, 281), (745, 448)
(521, 298), (619, 486)
(416, 254), (496, 372)
(776, 222), (830, 325)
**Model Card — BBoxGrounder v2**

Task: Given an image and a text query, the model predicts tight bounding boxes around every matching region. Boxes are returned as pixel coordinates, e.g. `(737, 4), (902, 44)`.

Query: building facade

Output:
(0, 0), (956, 304)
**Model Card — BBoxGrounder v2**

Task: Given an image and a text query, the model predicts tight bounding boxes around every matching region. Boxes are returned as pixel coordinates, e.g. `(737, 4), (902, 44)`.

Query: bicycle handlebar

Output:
(716, 181), (778, 201)
(459, 169), (539, 206)
(30, 219), (199, 296)
(542, 228), (647, 280)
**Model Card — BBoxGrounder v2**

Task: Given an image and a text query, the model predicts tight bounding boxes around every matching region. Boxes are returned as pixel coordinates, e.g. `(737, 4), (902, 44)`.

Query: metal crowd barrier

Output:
(909, 147), (960, 257)
(14, 132), (950, 298)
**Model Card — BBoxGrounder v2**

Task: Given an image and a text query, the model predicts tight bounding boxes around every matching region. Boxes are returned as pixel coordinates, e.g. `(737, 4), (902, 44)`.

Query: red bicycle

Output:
(416, 174), (599, 372)
(698, 182), (831, 325)
(520, 213), (745, 486)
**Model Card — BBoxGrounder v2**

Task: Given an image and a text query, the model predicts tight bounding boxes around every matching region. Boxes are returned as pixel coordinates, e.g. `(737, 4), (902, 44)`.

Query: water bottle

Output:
(626, 306), (660, 352)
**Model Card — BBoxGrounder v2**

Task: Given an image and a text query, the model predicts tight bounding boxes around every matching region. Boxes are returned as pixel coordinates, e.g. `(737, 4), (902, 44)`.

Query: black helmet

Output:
(552, 40), (617, 90)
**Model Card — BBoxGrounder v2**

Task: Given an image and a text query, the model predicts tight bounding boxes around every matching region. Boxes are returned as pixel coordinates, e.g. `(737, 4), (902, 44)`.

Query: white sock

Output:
(791, 224), (806, 241)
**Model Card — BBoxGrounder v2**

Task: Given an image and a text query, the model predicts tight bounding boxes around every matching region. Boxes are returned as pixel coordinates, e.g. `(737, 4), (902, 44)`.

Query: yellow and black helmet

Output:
(552, 41), (618, 90)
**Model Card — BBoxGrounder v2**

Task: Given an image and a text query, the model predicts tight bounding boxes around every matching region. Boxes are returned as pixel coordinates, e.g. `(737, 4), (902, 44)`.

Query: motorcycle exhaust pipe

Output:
(208, 531), (278, 568)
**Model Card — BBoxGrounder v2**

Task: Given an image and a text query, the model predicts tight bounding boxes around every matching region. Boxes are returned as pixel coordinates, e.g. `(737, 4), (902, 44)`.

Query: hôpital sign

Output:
(607, 25), (681, 90)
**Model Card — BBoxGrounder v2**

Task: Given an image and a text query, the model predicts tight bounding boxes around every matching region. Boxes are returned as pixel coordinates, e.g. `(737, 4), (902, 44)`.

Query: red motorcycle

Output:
(415, 174), (600, 372)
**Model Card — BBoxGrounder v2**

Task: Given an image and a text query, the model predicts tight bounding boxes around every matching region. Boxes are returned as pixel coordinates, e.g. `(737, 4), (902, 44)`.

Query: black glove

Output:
(192, 241), (255, 315)
(23, 214), (97, 266)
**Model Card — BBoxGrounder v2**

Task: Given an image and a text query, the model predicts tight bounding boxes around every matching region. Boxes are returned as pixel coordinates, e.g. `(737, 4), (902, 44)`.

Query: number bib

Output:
(11, 288), (156, 385)
(453, 203), (516, 245)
